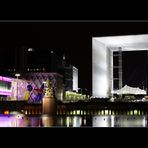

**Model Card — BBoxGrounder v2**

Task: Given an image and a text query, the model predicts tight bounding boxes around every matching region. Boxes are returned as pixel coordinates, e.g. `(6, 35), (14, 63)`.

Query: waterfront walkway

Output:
(1, 101), (148, 116)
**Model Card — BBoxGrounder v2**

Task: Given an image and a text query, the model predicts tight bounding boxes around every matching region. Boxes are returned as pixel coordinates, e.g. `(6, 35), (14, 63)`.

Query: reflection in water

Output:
(0, 114), (27, 127)
(0, 114), (148, 127)
(93, 116), (111, 127)
(27, 117), (41, 127)
(92, 115), (147, 127)
(42, 115), (55, 127)
(56, 116), (92, 127)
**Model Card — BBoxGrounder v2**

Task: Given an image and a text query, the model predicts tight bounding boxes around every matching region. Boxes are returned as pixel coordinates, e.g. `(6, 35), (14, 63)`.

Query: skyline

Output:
(0, 21), (148, 92)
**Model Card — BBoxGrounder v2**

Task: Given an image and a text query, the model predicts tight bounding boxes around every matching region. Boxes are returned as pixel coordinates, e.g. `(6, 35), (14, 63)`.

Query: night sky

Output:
(0, 21), (148, 92)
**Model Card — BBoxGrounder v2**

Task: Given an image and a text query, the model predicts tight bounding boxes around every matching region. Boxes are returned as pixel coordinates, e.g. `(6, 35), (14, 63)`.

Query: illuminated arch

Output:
(92, 34), (148, 98)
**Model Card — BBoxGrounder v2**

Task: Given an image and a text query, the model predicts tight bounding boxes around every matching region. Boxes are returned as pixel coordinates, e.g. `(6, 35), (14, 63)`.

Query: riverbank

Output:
(1, 101), (148, 115)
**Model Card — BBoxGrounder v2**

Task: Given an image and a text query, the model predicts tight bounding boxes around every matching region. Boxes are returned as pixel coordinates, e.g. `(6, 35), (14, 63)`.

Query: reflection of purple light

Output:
(0, 76), (12, 82)
(0, 90), (11, 96)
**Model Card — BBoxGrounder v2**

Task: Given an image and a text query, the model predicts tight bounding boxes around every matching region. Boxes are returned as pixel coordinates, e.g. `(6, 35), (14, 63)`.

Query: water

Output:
(0, 114), (147, 127)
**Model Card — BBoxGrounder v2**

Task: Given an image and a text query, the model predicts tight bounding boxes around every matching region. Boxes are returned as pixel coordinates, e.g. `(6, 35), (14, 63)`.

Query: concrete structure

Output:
(65, 65), (78, 92)
(42, 79), (57, 115)
(92, 34), (148, 98)
(42, 96), (57, 115)
(72, 66), (78, 91)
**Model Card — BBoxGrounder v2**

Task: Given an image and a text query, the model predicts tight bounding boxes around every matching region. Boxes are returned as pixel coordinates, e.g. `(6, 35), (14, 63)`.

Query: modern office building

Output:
(64, 64), (78, 92)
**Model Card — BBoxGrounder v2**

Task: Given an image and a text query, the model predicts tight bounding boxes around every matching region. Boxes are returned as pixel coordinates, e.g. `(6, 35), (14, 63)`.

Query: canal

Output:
(0, 114), (147, 127)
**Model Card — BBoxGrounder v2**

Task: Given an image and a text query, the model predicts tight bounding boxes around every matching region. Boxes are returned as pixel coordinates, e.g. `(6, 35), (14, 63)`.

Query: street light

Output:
(15, 74), (20, 101)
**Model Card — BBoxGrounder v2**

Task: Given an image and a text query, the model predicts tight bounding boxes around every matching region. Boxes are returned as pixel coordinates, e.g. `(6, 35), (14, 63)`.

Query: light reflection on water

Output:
(92, 116), (147, 127)
(0, 114), (147, 127)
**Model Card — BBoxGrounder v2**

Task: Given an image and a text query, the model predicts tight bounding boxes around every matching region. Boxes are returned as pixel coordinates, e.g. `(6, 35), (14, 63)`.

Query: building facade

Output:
(92, 34), (148, 98)
(64, 64), (78, 92)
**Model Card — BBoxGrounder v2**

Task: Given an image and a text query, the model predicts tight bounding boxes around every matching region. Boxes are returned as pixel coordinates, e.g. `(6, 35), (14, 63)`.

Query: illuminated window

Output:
(28, 48), (33, 52)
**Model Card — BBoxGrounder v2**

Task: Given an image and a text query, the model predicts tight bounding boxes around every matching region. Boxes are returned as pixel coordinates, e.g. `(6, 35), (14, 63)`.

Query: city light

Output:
(28, 48), (33, 51)
(15, 74), (20, 101)
(0, 76), (12, 82)
(0, 89), (11, 96)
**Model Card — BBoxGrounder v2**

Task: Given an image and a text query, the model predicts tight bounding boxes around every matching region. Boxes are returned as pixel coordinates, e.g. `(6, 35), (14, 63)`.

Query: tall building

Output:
(64, 64), (78, 92)
(17, 47), (64, 74)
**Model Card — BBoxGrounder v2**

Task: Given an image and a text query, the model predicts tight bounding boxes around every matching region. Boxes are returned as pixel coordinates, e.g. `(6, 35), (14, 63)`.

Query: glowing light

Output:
(143, 116), (146, 127)
(70, 111), (73, 115)
(95, 34), (148, 48)
(73, 116), (82, 127)
(66, 117), (70, 127)
(25, 111), (27, 115)
(134, 110), (138, 115)
(101, 110), (104, 115)
(111, 116), (115, 127)
(28, 48), (33, 51)
(10, 111), (20, 115)
(4, 110), (9, 115)
(15, 74), (20, 77)
(0, 76), (12, 82)
(73, 110), (76, 115)
(130, 111), (133, 115)
(93, 116), (111, 127)
(76, 110), (80, 115)
(105, 110), (108, 115)
(73, 66), (78, 92)
(0, 89), (11, 96)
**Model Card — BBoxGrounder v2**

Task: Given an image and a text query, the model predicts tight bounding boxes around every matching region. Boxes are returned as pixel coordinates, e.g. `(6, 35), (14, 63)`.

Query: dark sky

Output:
(0, 21), (148, 92)
(119, 51), (147, 89)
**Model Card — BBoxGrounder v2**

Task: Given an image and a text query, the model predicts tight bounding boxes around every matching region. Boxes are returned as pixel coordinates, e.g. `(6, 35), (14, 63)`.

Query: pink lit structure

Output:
(0, 76), (12, 96)
(0, 76), (12, 82)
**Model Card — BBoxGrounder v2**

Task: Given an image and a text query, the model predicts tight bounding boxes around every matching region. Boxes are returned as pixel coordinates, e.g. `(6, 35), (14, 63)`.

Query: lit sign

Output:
(0, 89), (11, 96)
(0, 76), (12, 82)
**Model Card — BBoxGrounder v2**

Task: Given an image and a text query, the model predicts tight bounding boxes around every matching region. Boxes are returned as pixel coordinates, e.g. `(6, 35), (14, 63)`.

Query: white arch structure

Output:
(92, 34), (148, 98)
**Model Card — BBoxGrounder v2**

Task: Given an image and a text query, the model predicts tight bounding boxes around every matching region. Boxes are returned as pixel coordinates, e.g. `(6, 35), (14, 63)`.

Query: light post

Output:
(15, 74), (20, 101)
